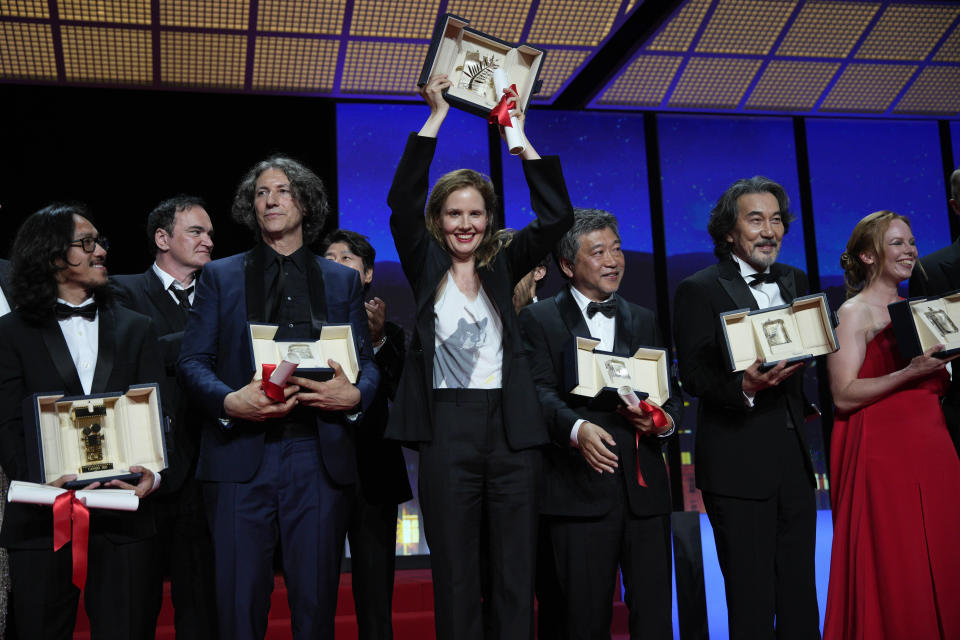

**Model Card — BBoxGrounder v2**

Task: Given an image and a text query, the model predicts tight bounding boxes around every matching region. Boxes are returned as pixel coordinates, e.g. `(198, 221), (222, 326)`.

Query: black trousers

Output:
(419, 389), (541, 640)
(701, 427), (820, 640)
(347, 491), (399, 640)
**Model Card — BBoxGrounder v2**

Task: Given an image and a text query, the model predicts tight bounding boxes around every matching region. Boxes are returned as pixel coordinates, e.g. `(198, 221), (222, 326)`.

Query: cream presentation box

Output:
(248, 323), (359, 384)
(419, 13), (545, 118)
(889, 291), (960, 359)
(564, 336), (670, 411)
(720, 293), (838, 372)
(24, 383), (166, 490)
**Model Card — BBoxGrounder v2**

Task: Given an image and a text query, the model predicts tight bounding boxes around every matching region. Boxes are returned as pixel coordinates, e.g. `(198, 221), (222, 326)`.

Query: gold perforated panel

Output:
(597, 55), (682, 105)
(59, 1), (150, 24)
(257, 0), (346, 34)
(856, 4), (960, 61)
(820, 63), (916, 111)
(669, 57), (762, 107)
(932, 23), (960, 63)
(527, 0), (621, 47)
(626, 0), (638, 12)
(647, 0), (711, 52)
(0, 0), (48, 17)
(159, 0), (248, 29)
(350, 0), (440, 38)
(530, 48), (591, 98)
(61, 25), (151, 83)
(340, 41), (429, 94)
(745, 60), (839, 110)
(696, 0), (797, 55)
(253, 36), (338, 91)
(160, 31), (246, 87)
(776, 1), (878, 58)
(894, 67), (960, 114)
(446, 0), (534, 42)
(0, 21), (56, 79)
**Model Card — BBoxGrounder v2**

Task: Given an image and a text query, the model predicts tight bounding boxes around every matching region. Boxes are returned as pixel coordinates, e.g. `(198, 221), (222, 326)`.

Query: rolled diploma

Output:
(7, 480), (139, 511)
(269, 353), (300, 386)
(492, 67), (525, 155)
(618, 385), (641, 407)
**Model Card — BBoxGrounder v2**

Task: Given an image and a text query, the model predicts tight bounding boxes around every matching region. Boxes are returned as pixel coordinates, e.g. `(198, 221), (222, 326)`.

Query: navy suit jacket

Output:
(177, 246), (379, 485)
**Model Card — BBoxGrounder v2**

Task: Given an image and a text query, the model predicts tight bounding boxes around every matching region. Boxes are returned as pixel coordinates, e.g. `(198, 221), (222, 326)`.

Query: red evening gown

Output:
(825, 325), (960, 640)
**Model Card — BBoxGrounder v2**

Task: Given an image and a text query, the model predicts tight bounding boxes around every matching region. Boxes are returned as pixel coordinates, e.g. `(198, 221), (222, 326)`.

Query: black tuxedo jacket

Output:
(673, 258), (815, 499)
(519, 287), (682, 518)
(0, 303), (165, 549)
(0, 258), (10, 303)
(910, 237), (960, 298)
(384, 133), (574, 450)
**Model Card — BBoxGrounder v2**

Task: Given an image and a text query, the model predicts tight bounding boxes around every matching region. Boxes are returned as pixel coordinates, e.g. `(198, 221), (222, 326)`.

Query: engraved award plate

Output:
(454, 49), (500, 102)
(763, 318), (791, 347)
(924, 306), (959, 339)
(73, 403), (113, 473)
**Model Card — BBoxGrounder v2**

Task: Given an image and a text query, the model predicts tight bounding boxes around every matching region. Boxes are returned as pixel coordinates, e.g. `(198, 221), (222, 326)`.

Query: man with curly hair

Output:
(178, 157), (379, 640)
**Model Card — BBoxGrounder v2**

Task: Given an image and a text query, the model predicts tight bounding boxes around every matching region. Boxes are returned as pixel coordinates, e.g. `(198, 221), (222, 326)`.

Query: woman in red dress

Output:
(825, 210), (960, 640)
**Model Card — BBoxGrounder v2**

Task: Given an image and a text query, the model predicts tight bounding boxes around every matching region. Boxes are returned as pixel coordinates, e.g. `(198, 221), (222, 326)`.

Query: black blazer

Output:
(0, 304), (165, 549)
(384, 133), (574, 450)
(910, 237), (960, 298)
(519, 287), (682, 518)
(673, 258), (815, 499)
(0, 258), (10, 303)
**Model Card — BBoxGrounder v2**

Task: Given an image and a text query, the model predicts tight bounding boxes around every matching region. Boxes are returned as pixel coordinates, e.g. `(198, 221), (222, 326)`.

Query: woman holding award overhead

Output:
(385, 74), (573, 639)
(825, 210), (960, 640)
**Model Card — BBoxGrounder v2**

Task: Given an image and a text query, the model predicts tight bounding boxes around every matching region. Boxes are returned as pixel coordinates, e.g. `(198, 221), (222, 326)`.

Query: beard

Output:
(749, 242), (780, 269)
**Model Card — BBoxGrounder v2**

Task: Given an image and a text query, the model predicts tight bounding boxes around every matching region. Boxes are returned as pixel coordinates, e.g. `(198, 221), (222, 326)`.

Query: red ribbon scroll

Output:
(52, 490), (90, 590)
(487, 84), (518, 128)
(260, 363), (285, 402)
(634, 401), (669, 488)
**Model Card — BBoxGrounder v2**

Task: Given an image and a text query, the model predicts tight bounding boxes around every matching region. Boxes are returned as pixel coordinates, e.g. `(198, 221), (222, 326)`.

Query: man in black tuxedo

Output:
(519, 208), (681, 639)
(0, 203), (165, 639)
(0, 256), (12, 639)
(112, 195), (218, 639)
(320, 229), (411, 640)
(909, 166), (960, 457)
(673, 178), (820, 639)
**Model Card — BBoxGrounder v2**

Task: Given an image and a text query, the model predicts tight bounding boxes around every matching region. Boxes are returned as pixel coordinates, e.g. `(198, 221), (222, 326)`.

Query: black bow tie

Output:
(748, 272), (777, 287)
(55, 302), (98, 320)
(586, 300), (617, 319)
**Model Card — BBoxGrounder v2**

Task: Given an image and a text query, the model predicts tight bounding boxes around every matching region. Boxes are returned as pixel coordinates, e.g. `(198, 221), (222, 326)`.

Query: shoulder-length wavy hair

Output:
(231, 156), (329, 245)
(10, 203), (112, 325)
(840, 210), (922, 298)
(425, 168), (509, 269)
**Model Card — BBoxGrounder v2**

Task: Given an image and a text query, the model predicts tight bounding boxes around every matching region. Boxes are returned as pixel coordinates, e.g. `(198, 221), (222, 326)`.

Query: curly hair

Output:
(840, 210), (921, 298)
(10, 203), (112, 325)
(708, 176), (794, 259)
(231, 156), (329, 244)
(146, 194), (207, 256)
(425, 168), (508, 269)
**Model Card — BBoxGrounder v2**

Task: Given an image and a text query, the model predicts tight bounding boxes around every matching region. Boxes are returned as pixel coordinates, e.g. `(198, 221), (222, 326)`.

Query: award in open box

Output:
(720, 293), (839, 372)
(248, 323), (360, 384)
(23, 383), (167, 489)
(564, 336), (671, 410)
(419, 14), (545, 120)
(889, 291), (960, 360)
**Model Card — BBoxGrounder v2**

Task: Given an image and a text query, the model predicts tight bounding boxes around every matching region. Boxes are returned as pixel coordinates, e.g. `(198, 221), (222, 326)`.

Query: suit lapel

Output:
(939, 240), (960, 291)
(40, 319), (84, 395)
(145, 269), (187, 328)
(243, 247), (265, 322)
(613, 295), (632, 355)
(306, 256), (328, 337)
(773, 264), (798, 303)
(717, 259), (759, 311)
(91, 305), (116, 394)
(556, 287), (591, 339)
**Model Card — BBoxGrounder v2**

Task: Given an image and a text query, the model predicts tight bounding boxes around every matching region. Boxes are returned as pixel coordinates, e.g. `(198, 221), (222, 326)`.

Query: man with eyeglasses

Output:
(0, 203), (166, 639)
(112, 195), (217, 639)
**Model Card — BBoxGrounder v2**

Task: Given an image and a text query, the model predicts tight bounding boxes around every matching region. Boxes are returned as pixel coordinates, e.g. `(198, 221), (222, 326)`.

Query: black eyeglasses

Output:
(70, 236), (109, 253)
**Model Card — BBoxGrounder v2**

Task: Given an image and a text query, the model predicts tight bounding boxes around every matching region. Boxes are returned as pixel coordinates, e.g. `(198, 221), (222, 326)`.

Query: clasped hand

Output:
(290, 359), (361, 412)
(617, 401), (670, 436)
(742, 358), (804, 395)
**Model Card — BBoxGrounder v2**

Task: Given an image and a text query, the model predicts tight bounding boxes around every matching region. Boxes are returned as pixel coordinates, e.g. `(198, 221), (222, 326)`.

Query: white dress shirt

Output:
(152, 263), (196, 305)
(731, 254), (786, 407)
(0, 288), (10, 317)
(57, 297), (99, 395)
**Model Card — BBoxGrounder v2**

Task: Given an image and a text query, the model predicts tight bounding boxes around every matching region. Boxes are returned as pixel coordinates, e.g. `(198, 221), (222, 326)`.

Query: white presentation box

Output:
(564, 336), (670, 410)
(248, 323), (359, 384)
(720, 293), (838, 372)
(889, 291), (960, 359)
(419, 13), (545, 119)
(24, 384), (166, 489)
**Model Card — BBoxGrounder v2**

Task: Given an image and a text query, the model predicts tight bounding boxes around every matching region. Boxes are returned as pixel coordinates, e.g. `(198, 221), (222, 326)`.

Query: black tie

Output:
(586, 300), (616, 319)
(265, 256), (287, 322)
(55, 302), (97, 320)
(748, 272), (777, 287)
(171, 285), (194, 310)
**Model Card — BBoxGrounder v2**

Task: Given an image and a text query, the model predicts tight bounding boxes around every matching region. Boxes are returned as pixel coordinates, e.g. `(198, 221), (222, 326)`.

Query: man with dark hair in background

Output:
(909, 166), (960, 458)
(112, 195), (217, 639)
(673, 177), (820, 639)
(320, 229), (411, 640)
(512, 253), (549, 313)
(0, 203), (165, 639)
(519, 208), (681, 639)
(178, 157), (379, 640)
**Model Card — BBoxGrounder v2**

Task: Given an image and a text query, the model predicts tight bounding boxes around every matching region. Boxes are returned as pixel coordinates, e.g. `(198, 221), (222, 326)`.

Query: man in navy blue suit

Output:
(178, 156), (379, 640)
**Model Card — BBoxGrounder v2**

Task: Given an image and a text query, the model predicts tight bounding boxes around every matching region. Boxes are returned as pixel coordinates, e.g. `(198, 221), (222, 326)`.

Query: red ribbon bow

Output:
(53, 490), (90, 590)
(634, 401), (669, 488)
(487, 84), (518, 128)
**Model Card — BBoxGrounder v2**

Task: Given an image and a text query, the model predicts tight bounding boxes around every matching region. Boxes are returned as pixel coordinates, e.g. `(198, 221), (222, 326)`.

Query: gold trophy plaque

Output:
(73, 404), (113, 473)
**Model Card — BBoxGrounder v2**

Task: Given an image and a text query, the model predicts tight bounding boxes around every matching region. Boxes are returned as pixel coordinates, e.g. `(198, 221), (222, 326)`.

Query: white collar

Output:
(57, 296), (95, 308)
(568, 285), (614, 314)
(152, 262), (195, 291)
(731, 253), (772, 282)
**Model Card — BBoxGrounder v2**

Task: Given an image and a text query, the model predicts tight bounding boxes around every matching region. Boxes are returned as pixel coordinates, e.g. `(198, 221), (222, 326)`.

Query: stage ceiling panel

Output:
(0, 0), (956, 117)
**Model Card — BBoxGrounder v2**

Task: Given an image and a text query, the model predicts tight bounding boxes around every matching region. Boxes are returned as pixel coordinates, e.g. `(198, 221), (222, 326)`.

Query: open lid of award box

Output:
(24, 383), (167, 489)
(889, 291), (960, 360)
(564, 336), (670, 409)
(720, 293), (838, 372)
(249, 323), (359, 384)
(419, 14), (545, 118)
